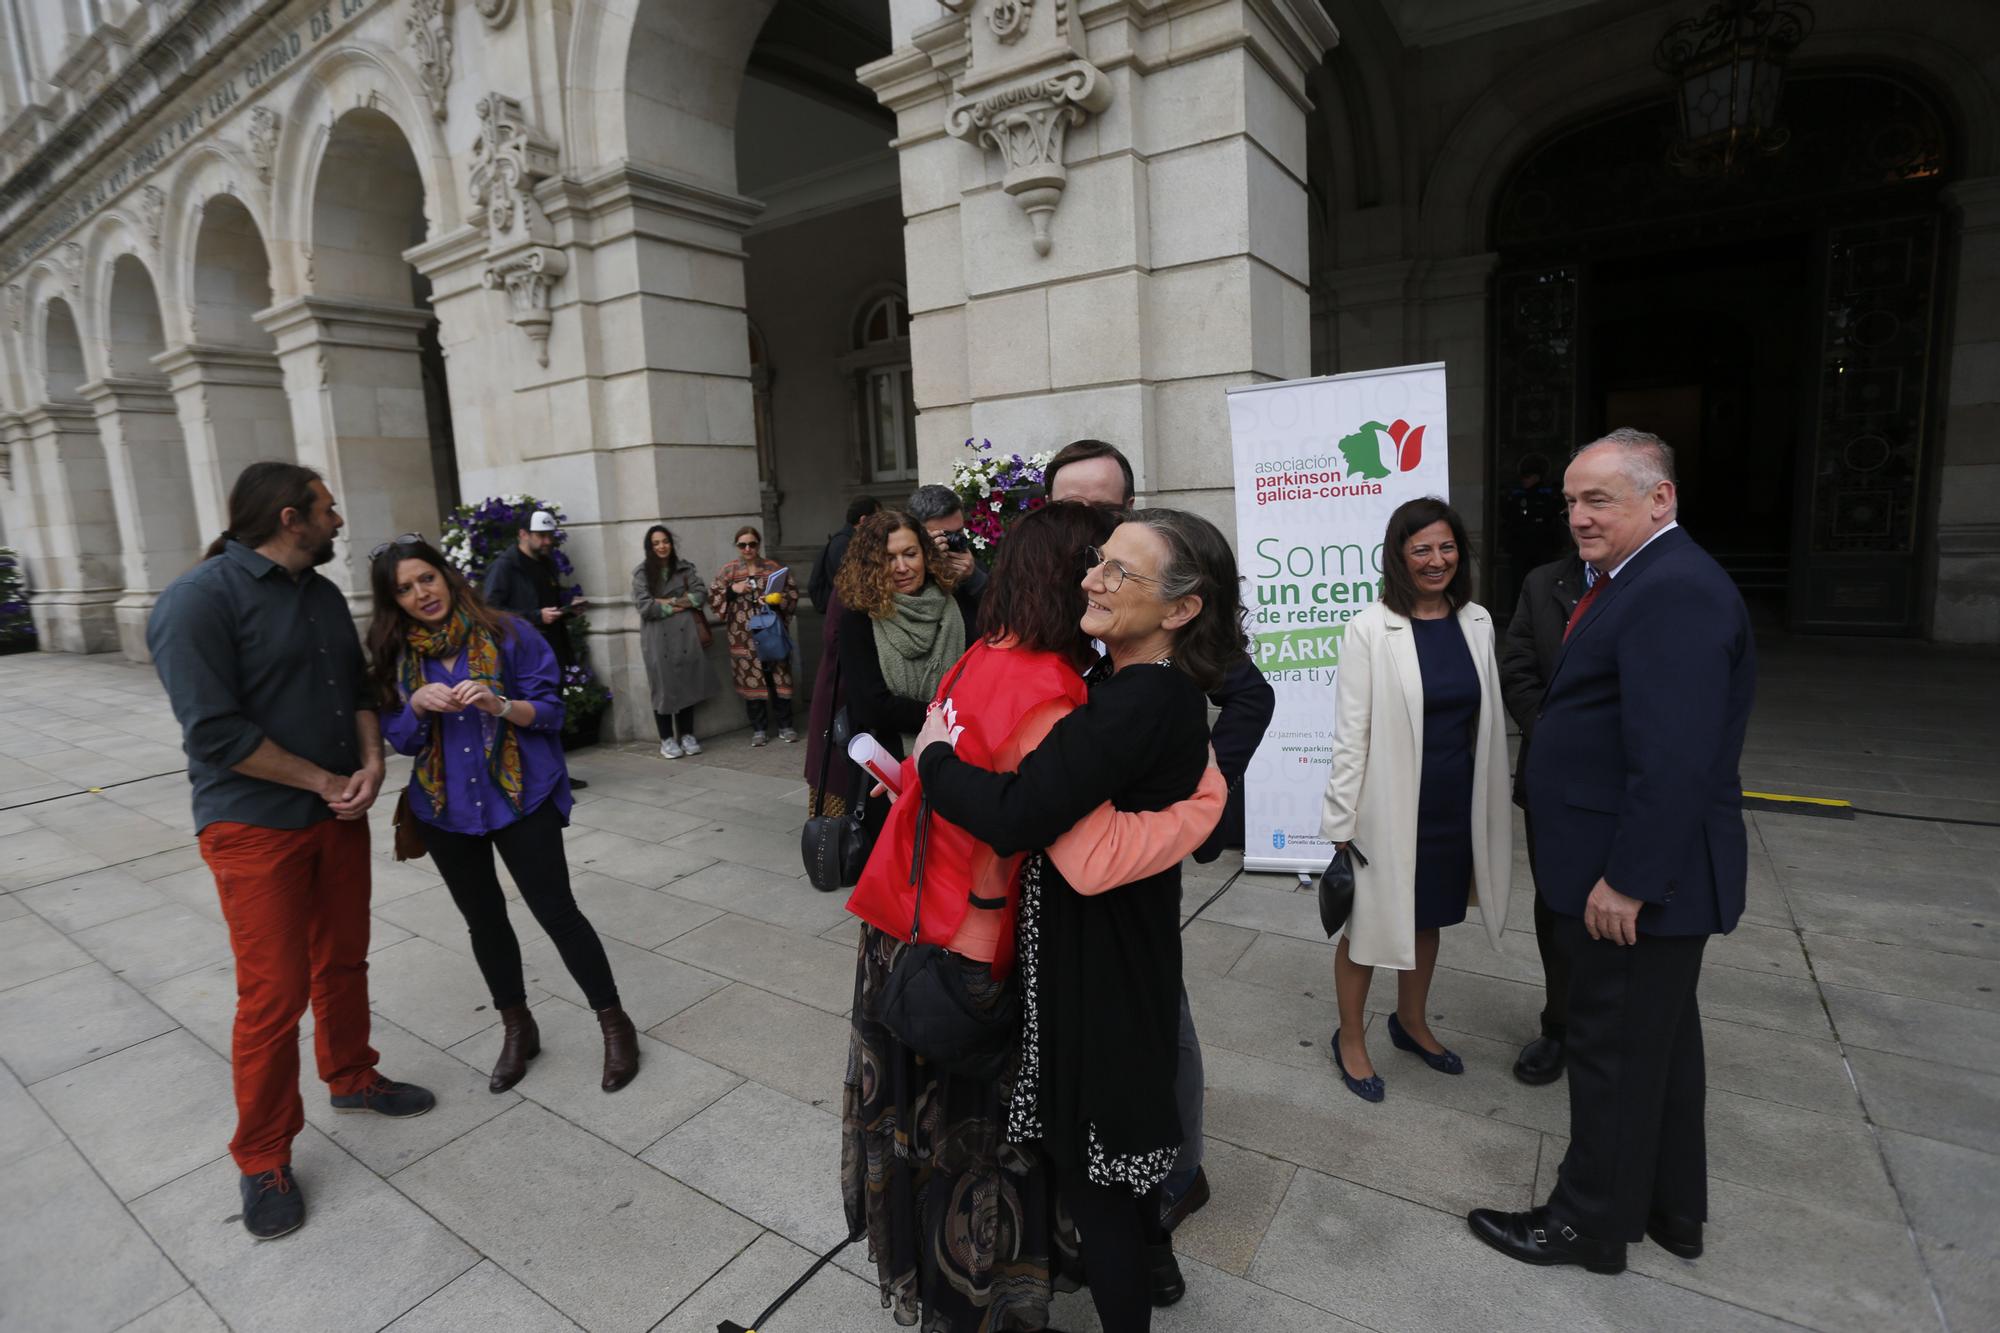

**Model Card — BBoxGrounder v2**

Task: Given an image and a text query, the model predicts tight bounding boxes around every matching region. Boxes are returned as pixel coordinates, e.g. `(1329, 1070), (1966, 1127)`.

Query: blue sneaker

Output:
(329, 1074), (435, 1117)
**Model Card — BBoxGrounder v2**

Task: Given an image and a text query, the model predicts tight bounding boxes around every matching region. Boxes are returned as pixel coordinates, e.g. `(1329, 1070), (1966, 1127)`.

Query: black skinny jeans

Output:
(652, 706), (696, 740)
(1060, 1165), (1165, 1333)
(422, 799), (620, 1012)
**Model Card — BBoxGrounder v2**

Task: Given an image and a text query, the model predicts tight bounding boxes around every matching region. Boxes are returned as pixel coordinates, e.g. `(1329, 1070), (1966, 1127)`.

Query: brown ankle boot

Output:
(489, 1004), (540, 1094)
(597, 1004), (639, 1092)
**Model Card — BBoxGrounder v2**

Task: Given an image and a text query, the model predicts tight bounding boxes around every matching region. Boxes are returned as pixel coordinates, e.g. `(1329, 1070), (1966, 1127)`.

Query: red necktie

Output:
(1563, 577), (1604, 643)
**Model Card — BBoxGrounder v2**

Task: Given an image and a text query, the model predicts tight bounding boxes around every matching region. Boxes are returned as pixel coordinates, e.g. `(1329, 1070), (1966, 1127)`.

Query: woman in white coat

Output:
(1320, 498), (1512, 1102)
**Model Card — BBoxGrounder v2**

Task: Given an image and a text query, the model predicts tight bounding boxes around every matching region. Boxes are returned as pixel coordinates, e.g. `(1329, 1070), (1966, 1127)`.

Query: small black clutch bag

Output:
(1317, 841), (1370, 937)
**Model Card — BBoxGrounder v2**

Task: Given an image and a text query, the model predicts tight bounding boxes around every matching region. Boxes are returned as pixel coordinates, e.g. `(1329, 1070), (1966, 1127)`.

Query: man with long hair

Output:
(148, 462), (435, 1241)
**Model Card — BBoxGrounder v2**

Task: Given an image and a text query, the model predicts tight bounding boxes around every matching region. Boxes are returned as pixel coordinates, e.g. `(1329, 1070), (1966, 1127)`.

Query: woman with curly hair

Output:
(833, 510), (977, 836)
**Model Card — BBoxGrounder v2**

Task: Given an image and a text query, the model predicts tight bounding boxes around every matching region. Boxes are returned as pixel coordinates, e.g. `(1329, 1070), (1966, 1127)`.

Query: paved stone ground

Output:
(0, 636), (1994, 1333)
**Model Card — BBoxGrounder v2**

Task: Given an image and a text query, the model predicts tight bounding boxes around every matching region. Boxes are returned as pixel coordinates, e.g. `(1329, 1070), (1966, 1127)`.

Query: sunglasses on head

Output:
(369, 532), (427, 559)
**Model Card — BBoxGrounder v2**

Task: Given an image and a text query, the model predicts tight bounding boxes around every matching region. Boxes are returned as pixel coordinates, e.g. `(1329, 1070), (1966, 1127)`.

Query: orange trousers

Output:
(199, 817), (379, 1174)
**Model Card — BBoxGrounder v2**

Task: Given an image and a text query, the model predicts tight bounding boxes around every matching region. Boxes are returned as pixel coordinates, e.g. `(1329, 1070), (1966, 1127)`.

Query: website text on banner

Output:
(1227, 363), (1451, 874)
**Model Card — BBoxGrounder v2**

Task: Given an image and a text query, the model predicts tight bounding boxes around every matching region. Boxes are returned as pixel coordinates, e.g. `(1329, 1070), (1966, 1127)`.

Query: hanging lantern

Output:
(1655, 0), (1814, 175)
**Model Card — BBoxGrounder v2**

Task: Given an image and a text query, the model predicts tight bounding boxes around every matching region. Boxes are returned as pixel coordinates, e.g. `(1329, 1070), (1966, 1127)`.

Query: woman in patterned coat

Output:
(706, 524), (799, 745)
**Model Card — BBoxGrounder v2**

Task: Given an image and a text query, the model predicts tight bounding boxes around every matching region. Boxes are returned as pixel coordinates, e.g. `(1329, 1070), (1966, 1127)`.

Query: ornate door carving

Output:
(1795, 215), (1940, 632)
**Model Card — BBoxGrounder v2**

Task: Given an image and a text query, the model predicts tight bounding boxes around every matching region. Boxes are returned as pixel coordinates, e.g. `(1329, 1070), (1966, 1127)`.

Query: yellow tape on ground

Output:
(1742, 790), (1852, 809)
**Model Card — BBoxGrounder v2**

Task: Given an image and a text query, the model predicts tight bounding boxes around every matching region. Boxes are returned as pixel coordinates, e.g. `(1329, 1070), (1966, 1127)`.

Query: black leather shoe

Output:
(1146, 1240), (1185, 1307)
(570, 778), (590, 790)
(1466, 1205), (1626, 1274)
(239, 1166), (304, 1240)
(1647, 1211), (1703, 1259)
(1160, 1166), (1210, 1233)
(1513, 1035), (1566, 1086)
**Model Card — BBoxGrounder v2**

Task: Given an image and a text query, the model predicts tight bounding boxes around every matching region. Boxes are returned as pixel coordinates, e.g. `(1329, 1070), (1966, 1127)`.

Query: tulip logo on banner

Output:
(1337, 419), (1428, 480)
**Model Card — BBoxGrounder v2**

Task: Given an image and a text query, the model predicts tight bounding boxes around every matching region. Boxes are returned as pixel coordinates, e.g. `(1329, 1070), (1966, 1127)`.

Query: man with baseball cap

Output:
(483, 508), (591, 787)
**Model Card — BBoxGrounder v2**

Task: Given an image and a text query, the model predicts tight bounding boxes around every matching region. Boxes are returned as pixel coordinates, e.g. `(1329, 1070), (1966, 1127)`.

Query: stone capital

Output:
(1943, 176), (2000, 231)
(152, 343), (286, 388)
(941, 3), (1114, 258)
(255, 295), (433, 356)
(76, 377), (178, 413)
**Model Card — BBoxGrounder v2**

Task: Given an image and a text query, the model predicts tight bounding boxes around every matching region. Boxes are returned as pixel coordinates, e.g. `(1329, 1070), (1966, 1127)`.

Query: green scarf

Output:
(872, 580), (965, 704)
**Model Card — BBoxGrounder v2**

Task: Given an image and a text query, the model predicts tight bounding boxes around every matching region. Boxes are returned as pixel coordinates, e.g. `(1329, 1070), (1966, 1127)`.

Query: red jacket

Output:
(845, 638), (1087, 976)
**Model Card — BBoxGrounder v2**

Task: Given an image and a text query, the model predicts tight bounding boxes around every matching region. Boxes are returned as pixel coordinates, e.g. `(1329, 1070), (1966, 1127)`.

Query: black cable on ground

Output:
(1852, 806), (2000, 830)
(0, 769), (185, 813)
(1181, 867), (1245, 933)
(717, 1234), (855, 1333)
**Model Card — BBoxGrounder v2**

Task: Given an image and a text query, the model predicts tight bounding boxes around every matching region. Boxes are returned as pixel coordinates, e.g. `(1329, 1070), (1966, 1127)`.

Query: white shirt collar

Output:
(1587, 520), (1679, 586)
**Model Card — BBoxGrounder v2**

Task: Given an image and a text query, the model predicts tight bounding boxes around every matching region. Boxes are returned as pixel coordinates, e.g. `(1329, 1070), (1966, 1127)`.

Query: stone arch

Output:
(40, 296), (88, 402)
(92, 253), (203, 659)
(271, 42), (459, 297)
(564, 0), (779, 187)
(189, 192), (280, 351)
(1416, 7), (1999, 259)
(162, 144), (267, 345)
(278, 94), (459, 588)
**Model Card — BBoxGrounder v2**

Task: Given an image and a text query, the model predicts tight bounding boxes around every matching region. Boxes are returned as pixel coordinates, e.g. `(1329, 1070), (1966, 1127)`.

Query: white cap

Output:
(528, 510), (559, 533)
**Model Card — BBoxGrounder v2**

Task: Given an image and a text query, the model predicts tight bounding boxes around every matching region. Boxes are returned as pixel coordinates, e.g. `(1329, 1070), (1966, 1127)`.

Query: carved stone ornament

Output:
(483, 248), (568, 367)
(990, 0), (1032, 42)
(5, 283), (22, 333)
(469, 93), (567, 367)
(408, 0), (453, 121)
(137, 185), (166, 252)
(473, 0), (517, 27)
(57, 242), (83, 299)
(247, 107), (281, 184)
(944, 2), (1110, 257)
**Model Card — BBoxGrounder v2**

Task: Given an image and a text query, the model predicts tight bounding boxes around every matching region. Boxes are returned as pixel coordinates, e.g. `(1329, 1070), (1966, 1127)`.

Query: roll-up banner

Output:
(1227, 363), (1450, 875)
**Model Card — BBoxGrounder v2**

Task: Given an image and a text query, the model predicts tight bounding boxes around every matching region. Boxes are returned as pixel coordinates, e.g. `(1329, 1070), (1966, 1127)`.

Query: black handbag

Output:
(801, 703), (871, 894)
(878, 794), (1018, 1081)
(1317, 841), (1370, 937)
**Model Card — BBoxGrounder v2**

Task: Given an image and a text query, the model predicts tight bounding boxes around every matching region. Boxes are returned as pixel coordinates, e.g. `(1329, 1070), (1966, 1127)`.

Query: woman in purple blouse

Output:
(365, 536), (639, 1095)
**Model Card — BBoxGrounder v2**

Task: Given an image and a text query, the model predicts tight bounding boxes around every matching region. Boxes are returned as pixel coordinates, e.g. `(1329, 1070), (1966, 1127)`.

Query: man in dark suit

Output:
(1469, 428), (1755, 1275)
(1497, 547), (1585, 1085)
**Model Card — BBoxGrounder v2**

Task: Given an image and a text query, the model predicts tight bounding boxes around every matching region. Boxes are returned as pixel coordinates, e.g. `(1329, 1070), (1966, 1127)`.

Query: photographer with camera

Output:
(906, 484), (988, 614)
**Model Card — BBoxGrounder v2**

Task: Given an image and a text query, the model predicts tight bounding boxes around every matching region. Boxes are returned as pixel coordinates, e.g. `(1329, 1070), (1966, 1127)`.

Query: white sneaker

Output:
(751, 731), (768, 747)
(659, 737), (683, 759)
(679, 733), (702, 755)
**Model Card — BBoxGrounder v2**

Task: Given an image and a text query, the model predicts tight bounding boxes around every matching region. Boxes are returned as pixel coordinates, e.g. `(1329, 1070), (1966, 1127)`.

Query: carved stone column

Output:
(154, 344), (294, 543)
(257, 295), (441, 595)
(470, 93), (568, 368)
(865, 0), (1340, 519)
(78, 376), (203, 661)
(18, 403), (122, 654)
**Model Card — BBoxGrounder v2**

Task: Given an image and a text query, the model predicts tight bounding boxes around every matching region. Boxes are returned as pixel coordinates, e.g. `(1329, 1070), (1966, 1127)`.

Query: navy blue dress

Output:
(1411, 615), (1478, 930)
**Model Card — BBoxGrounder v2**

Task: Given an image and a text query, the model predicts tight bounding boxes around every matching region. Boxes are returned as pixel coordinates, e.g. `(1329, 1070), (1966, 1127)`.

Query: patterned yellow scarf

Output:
(403, 609), (524, 818)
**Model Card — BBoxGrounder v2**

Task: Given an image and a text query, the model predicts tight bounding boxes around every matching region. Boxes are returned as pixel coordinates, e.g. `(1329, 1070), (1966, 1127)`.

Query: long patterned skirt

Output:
(841, 926), (1080, 1331)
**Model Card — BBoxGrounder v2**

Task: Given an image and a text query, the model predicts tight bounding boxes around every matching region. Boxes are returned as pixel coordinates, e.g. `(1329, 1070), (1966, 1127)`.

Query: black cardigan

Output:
(837, 588), (978, 763)
(917, 661), (1209, 1172)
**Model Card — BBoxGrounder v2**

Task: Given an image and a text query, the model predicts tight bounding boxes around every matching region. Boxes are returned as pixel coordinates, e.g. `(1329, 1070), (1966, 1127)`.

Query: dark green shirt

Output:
(147, 541), (372, 833)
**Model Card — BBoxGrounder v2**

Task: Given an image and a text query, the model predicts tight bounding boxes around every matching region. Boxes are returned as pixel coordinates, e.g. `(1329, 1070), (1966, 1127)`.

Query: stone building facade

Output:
(1, 0), (1994, 737)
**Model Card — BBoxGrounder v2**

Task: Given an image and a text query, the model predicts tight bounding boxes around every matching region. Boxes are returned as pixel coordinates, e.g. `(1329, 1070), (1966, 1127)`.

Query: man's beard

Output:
(309, 538), (337, 567)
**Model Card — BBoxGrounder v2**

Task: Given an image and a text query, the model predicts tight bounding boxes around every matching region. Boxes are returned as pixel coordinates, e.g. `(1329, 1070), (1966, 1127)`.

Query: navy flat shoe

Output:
(1330, 1030), (1385, 1102)
(1388, 1013), (1464, 1075)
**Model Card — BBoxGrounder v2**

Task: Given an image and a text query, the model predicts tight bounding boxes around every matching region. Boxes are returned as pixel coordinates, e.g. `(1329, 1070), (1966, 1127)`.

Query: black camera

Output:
(941, 530), (972, 554)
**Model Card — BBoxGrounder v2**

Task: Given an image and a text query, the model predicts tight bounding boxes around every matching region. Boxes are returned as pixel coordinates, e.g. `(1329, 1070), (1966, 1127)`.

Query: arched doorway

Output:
(90, 253), (202, 659)
(1489, 71), (1951, 633)
(287, 106), (458, 584)
(166, 191), (298, 541)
